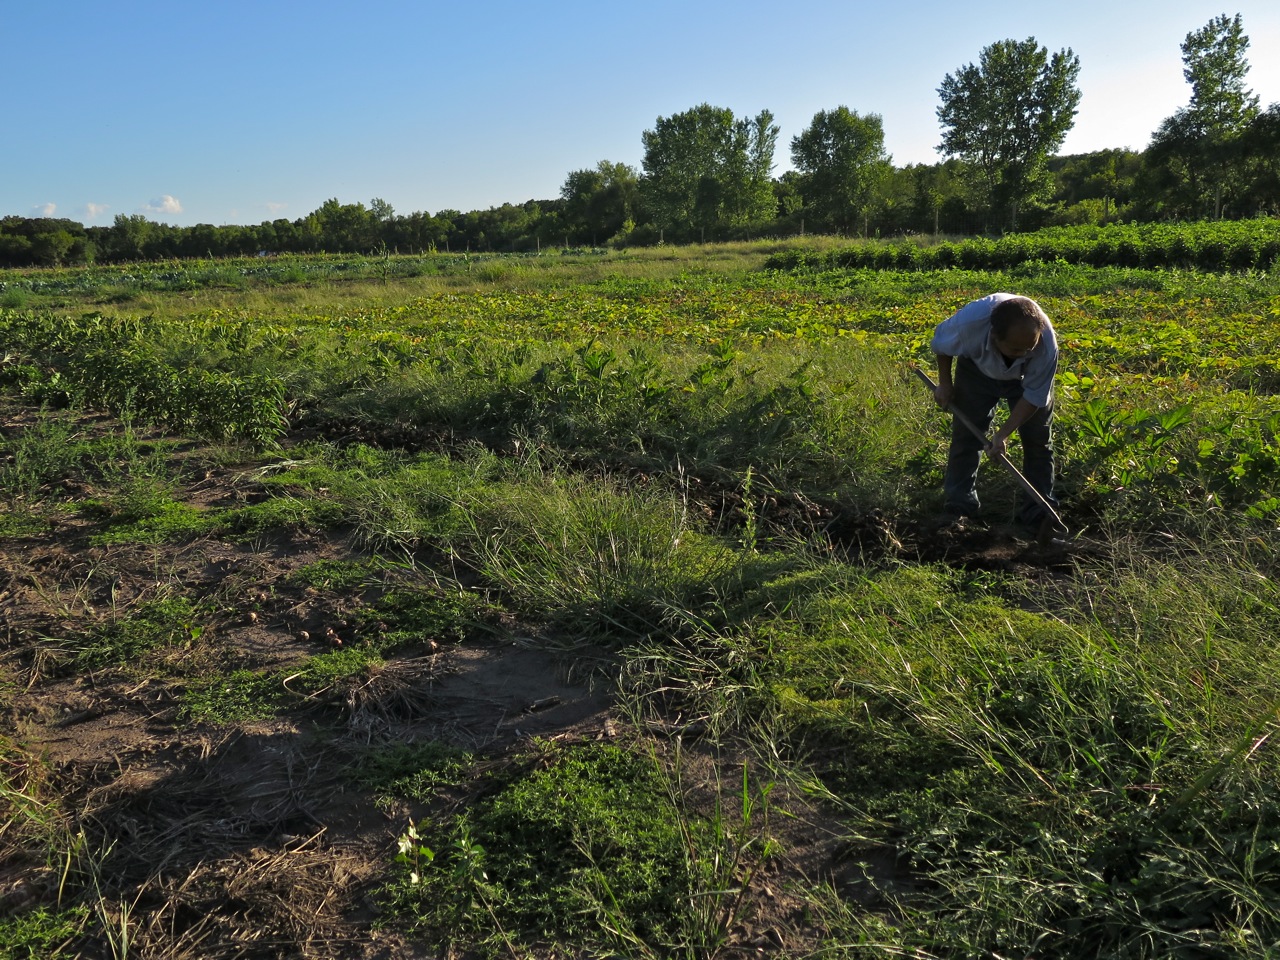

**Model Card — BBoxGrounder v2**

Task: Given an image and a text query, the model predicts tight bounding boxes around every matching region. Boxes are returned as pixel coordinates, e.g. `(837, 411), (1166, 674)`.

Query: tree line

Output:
(3, 13), (1276, 268)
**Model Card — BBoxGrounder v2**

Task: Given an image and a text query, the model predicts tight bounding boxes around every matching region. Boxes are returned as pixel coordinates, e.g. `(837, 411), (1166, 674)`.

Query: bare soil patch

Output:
(1, 401), (858, 958)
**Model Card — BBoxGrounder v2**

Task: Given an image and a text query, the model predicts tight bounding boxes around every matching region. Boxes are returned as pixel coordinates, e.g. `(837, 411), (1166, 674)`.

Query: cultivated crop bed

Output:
(2, 237), (1279, 957)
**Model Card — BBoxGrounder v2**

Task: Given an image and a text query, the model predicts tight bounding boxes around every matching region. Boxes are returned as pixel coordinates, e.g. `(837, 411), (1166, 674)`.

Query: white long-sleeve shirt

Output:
(930, 293), (1058, 408)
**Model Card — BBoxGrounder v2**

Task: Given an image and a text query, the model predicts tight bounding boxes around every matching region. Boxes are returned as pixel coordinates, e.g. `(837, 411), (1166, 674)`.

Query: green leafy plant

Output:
(384, 742), (697, 952)
(358, 587), (487, 652)
(586, 744), (780, 959)
(0, 415), (83, 500)
(0, 906), (88, 958)
(177, 668), (288, 725)
(73, 596), (204, 669)
(357, 741), (474, 805)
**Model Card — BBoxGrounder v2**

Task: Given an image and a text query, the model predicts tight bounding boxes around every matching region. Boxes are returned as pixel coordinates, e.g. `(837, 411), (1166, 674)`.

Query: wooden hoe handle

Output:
(912, 366), (1068, 535)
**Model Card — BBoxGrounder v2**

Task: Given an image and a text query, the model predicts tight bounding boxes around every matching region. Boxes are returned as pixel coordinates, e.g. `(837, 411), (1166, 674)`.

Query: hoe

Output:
(912, 366), (1069, 548)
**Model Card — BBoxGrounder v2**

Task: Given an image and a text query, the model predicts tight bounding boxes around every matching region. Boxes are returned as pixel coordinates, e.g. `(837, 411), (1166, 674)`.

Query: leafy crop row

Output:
(3, 256), (1279, 524)
(0, 311), (286, 444)
(0, 250), (533, 298)
(768, 218), (1280, 273)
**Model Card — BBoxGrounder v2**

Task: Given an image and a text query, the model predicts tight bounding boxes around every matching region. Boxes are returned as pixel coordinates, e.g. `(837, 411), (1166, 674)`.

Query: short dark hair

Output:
(991, 297), (1047, 339)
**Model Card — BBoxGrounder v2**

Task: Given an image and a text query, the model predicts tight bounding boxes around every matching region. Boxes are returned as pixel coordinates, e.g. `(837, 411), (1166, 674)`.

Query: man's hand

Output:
(986, 399), (1043, 458)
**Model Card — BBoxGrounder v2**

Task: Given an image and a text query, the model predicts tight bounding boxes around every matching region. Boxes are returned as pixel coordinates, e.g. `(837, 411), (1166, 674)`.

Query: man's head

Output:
(991, 296), (1046, 359)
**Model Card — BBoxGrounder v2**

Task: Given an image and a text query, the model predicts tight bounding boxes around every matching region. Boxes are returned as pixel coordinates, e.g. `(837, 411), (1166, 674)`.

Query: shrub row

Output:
(767, 219), (1280, 273)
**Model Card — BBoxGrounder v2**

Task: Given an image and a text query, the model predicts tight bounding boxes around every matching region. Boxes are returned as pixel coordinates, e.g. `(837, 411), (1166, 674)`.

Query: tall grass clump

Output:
(605, 550), (1280, 957)
(461, 466), (785, 643)
(706, 558), (1280, 957)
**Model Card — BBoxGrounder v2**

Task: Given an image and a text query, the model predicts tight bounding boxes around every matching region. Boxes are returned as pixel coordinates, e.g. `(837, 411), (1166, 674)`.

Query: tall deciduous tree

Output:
(369, 198), (396, 224)
(936, 37), (1081, 229)
(1241, 104), (1280, 215)
(640, 104), (779, 241)
(560, 160), (639, 245)
(1149, 13), (1259, 219)
(1181, 13), (1258, 135)
(791, 107), (892, 236)
(305, 199), (377, 252)
(107, 214), (156, 261)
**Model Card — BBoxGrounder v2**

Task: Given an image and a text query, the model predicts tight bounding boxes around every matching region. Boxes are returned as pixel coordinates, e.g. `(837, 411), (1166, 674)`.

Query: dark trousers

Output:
(944, 358), (1058, 524)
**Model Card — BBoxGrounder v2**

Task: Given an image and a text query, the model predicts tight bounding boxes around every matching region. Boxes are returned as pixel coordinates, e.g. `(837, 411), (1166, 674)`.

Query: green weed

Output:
(289, 557), (384, 592)
(177, 668), (288, 725)
(384, 738), (782, 957)
(0, 506), (49, 538)
(384, 742), (698, 952)
(176, 647), (421, 727)
(355, 741), (474, 805)
(1, 288), (30, 309)
(87, 497), (218, 545)
(253, 443), (480, 552)
(584, 743), (780, 959)
(221, 494), (346, 537)
(72, 596), (204, 669)
(358, 587), (487, 652)
(0, 906), (88, 958)
(0, 415), (83, 500)
(291, 646), (387, 689)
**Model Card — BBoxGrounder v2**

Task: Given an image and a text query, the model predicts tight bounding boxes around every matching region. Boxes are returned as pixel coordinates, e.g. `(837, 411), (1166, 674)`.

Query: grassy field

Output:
(2, 236), (1279, 958)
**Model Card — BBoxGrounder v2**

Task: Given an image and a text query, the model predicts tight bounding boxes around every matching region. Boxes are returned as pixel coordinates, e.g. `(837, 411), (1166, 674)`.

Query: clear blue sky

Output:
(4, 0), (1277, 228)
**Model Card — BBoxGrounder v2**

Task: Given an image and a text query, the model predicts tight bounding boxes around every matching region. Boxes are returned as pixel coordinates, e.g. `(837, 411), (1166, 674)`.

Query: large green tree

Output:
(106, 214), (156, 261)
(559, 160), (639, 245)
(304, 199), (383, 252)
(640, 104), (779, 241)
(790, 107), (892, 236)
(1241, 103), (1280, 215)
(1148, 13), (1259, 219)
(1049, 149), (1142, 223)
(936, 37), (1081, 229)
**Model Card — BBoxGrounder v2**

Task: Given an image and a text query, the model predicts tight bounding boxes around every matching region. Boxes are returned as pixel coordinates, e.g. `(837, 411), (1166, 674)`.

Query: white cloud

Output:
(82, 203), (110, 221)
(266, 201), (287, 215)
(141, 195), (184, 216)
(32, 202), (56, 217)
